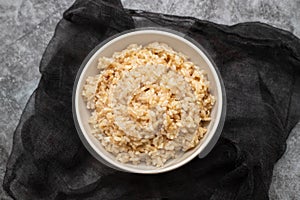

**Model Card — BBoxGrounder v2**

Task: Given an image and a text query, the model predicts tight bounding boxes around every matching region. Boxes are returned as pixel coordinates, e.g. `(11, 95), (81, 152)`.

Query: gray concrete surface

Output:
(0, 0), (299, 199)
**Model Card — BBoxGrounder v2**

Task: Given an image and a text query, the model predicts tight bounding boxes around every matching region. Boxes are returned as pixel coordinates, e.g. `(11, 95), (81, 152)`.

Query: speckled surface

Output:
(0, 0), (299, 199)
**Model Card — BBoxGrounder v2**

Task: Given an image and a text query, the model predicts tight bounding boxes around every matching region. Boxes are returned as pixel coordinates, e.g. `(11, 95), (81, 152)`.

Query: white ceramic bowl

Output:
(72, 28), (226, 174)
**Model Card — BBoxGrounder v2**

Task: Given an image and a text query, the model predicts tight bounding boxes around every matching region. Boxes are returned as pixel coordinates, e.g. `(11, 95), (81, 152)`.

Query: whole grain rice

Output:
(82, 42), (215, 167)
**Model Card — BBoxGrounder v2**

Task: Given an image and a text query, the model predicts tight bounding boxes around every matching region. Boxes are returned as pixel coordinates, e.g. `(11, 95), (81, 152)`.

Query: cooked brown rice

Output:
(82, 43), (215, 167)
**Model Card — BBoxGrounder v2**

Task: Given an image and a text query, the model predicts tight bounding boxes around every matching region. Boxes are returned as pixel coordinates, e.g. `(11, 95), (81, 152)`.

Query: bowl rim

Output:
(72, 27), (226, 174)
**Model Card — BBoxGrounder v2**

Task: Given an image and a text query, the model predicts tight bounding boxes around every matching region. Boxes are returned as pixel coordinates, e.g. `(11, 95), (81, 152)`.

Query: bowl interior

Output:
(74, 30), (223, 173)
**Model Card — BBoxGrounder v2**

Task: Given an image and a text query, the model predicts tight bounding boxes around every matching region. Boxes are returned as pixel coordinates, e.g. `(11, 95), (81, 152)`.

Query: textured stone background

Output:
(0, 0), (299, 199)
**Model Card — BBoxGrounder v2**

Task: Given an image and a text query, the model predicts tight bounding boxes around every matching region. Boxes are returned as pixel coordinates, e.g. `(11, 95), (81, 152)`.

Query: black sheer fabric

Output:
(4, 0), (300, 199)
